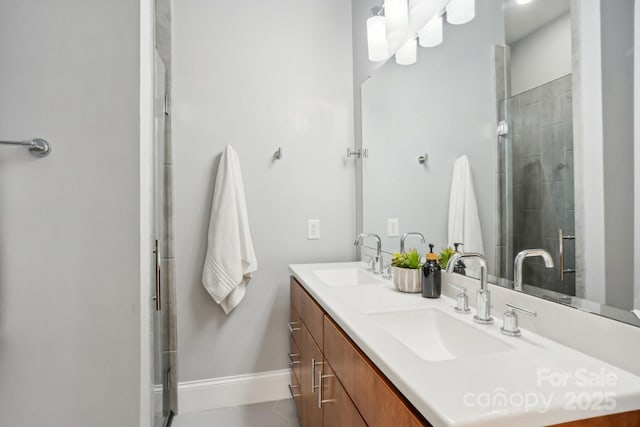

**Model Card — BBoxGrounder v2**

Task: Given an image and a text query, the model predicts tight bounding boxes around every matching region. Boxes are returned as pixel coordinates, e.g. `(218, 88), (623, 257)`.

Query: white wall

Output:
(0, 1), (141, 426)
(573, 0), (606, 303)
(510, 12), (572, 95)
(601, 0), (635, 310)
(172, 0), (355, 383)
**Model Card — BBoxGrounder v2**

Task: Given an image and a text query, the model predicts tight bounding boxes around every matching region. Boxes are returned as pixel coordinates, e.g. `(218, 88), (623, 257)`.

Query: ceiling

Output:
(504, 0), (571, 44)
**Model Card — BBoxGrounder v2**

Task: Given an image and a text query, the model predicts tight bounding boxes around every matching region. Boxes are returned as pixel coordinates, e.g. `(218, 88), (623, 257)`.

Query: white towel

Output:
(448, 155), (484, 274)
(202, 146), (257, 314)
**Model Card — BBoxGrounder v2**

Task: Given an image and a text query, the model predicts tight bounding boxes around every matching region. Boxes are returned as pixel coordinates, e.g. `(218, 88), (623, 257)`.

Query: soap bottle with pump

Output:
(453, 242), (466, 275)
(422, 244), (442, 298)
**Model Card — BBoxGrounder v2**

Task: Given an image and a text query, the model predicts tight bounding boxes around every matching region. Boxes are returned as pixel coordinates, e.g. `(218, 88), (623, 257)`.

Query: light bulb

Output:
(385, 0), (409, 48)
(395, 38), (417, 65)
(446, 0), (475, 25)
(367, 15), (389, 62)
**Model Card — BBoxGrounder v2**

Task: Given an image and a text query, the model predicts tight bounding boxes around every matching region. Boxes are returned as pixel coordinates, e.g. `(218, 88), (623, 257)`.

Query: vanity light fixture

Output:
(418, 13), (443, 47)
(446, 0), (475, 25)
(385, 0), (409, 48)
(395, 38), (417, 65)
(365, 0), (475, 64)
(367, 6), (390, 61)
(409, 0), (441, 25)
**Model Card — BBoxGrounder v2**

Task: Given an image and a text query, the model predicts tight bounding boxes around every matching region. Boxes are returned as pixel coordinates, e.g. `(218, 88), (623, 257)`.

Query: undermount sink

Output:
(313, 268), (384, 287)
(365, 308), (513, 362)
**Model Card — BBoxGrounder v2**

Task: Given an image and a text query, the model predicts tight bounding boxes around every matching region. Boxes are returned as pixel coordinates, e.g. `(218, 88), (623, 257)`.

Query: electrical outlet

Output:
(307, 219), (320, 240)
(387, 218), (399, 237)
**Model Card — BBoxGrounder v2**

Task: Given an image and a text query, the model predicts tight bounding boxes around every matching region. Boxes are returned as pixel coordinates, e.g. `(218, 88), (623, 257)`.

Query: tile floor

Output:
(171, 399), (300, 427)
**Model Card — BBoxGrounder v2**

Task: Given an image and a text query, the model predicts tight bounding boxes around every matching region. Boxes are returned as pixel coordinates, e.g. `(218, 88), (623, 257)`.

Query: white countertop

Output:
(289, 262), (640, 427)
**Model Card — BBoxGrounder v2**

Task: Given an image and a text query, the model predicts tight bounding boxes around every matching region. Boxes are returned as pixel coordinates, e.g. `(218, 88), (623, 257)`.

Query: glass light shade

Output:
(367, 15), (389, 62)
(395, 38), (417, 65)
(385, 0), (409, 47)
(410, 0), (440, 25)
(446, 0), (475, 25)
(418, 14), (443, 47)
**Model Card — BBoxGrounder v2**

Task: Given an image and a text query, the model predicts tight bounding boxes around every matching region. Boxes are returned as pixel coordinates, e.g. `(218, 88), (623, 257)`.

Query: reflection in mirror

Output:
(362, 0), (503, 277)
(360, 0), (640, 326)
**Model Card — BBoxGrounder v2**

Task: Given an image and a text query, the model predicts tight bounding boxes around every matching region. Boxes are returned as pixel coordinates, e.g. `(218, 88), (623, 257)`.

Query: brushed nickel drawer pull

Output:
(318, 371), (336, 408)
(288, 384), (300, 398)
(287, 321), (301, 334)
(288, 353), (300, 367)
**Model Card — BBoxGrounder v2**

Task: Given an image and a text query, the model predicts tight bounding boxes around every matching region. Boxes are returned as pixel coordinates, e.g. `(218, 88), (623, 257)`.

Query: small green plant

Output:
(438, 246), (455, 270)
(391, 249), (422, 269)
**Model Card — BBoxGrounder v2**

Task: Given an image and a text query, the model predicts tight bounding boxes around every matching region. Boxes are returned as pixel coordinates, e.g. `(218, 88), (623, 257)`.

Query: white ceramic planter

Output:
(392, 266), (422, 293)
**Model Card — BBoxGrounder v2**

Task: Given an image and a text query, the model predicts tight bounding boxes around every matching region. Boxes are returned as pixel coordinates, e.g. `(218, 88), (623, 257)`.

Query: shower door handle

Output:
(153, 240), (162, 311)
(558, 230), (575, 281)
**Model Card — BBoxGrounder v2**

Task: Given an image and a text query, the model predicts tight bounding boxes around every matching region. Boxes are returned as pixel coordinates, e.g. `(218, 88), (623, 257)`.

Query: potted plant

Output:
(437, 246), (455, 270)
(390, 249), (423, 293)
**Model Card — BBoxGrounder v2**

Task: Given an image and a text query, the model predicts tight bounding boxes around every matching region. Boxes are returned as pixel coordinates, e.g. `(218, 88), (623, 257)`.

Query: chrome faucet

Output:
(354, 233), (383, 275)
(513, 249), (554, 291)
(446, 253), (493, 324)
(400, 232), (425, 254)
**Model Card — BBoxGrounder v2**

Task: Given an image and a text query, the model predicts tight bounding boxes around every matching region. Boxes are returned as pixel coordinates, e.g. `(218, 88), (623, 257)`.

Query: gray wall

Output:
(0, 1), (141, 426)
(601, 0), (635, 310)
(172, 0), (355, 382)
(357, 0), (504, 271)
(510, 12), (572, 96)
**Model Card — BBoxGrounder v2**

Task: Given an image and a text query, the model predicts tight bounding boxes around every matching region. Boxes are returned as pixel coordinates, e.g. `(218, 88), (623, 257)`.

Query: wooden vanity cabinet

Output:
(289, 277), (420, 427)
(289, 275), (640, 427)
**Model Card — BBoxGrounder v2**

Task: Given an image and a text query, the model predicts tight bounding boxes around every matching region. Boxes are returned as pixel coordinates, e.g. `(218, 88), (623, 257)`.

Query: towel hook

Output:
(418, 154), (428, 164)
(273, 147), (282, 160)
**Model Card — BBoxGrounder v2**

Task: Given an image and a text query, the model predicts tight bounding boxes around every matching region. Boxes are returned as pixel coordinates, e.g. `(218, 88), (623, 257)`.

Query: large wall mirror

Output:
(361, 0), (639, 326)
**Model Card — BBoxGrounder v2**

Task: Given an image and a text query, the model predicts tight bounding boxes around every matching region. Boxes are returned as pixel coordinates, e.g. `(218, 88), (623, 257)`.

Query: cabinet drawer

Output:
(290, 305), (302, 349)
(296, 278), (324, 350)
(324, 316), (429, 427)
(290, 369), (302, 418)
(321, 362), (367, 427)
(291, 277), (304, 316)
(290, 335), (302, 384)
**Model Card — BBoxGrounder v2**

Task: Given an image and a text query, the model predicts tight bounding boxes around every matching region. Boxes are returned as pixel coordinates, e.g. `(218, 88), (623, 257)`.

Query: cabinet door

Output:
(321, 362), (367, 427)
(324, 316), (428, 427)
(300, 324), (323, 427)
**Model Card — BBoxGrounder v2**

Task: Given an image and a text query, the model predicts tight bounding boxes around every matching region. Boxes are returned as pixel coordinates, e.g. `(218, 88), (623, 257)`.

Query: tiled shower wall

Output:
(507, 74), (576, 295)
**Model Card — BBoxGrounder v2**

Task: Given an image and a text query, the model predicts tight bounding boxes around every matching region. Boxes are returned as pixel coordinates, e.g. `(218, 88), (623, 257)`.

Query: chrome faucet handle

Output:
(365, 256), (376, 272)
(372, 255), (382, 275)
(448, 283), (470, 314)
(474, 287), (493, 324)
(382, 264), (392, 280)
(500, 303), (537, 337)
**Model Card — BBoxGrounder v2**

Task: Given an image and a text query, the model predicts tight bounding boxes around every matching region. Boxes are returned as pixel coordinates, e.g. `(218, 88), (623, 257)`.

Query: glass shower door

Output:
(498, 74), (576, 296)
(152, 50), (172, 427)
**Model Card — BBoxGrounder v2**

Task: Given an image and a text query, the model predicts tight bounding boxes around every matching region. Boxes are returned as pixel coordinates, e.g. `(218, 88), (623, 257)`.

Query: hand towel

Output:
(448, 155), (485, 275)
(202, 145), (257, 314)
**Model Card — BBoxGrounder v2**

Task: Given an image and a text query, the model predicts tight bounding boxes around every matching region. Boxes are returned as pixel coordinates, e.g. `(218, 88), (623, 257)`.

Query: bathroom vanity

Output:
(288, 262), (640, 427)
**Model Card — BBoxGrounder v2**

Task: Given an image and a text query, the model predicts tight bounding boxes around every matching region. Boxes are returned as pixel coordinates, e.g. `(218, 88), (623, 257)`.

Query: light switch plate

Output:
(307, 219), (320, 240)
(387, 218), (399, 237)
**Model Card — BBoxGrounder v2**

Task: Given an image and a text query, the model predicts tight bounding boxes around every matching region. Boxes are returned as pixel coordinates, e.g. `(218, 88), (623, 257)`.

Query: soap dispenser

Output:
(422, 244), (442, 298)
(453, 242), (466, 275)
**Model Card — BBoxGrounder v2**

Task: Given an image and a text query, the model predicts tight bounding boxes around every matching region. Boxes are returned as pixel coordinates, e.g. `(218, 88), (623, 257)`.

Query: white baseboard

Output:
(177, 369), (292, 414)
